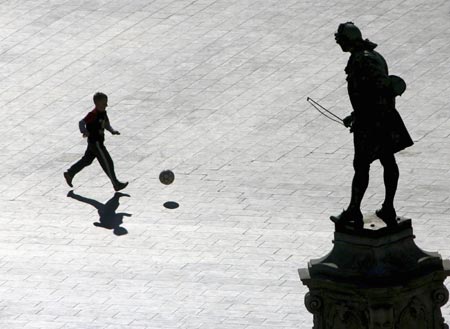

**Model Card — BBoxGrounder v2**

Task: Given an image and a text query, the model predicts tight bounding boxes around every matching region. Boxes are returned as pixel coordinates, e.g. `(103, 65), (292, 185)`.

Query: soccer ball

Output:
(159, 170), (175, 185)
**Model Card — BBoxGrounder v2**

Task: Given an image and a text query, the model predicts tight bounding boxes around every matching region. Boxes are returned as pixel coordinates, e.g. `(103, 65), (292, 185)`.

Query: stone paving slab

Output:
(0, 0), (450, 327)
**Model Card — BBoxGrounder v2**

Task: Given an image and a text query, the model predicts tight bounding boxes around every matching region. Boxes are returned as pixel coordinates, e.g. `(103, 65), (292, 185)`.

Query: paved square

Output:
(0, 0), (449, 327)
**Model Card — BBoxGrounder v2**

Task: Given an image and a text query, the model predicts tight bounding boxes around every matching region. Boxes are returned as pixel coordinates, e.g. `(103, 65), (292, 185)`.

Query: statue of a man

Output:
(330, 22), (414, 229)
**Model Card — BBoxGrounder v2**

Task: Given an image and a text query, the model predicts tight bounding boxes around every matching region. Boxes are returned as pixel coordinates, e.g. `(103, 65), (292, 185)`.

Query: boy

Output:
(64, 92), (128, 191)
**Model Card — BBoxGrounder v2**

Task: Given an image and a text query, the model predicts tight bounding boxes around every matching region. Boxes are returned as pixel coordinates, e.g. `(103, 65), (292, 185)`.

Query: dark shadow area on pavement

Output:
(67, 190), (131, 236)
(164, 201), (179, 209)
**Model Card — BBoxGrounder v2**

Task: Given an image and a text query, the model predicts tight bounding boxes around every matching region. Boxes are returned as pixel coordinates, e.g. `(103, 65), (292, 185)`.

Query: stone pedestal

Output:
(299, 214), (450, 329)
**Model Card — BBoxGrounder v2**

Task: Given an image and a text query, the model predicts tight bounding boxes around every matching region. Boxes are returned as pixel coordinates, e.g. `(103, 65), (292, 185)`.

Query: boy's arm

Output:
(80, 111), (96, 137)
(79, 119), (88, 136)
(105, 117), (120, 135)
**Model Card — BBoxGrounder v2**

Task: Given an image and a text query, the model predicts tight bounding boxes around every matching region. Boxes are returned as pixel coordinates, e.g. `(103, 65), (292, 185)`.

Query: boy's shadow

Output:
(67, 190), (131, 236)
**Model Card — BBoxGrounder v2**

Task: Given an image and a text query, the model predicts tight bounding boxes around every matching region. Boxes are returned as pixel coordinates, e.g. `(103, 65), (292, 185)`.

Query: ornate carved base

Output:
(299, 214), (450, 329)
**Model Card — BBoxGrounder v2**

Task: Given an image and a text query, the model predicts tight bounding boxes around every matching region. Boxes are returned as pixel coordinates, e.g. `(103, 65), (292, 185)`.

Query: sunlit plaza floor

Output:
(0, 0), (450, 327)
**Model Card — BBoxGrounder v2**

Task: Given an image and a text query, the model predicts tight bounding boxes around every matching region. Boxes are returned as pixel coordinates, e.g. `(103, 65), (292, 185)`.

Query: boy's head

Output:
(93, 92), (108, 111)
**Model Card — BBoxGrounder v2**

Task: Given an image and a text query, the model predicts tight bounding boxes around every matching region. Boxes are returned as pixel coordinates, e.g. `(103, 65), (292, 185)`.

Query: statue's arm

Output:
(354, 53), (391, 95)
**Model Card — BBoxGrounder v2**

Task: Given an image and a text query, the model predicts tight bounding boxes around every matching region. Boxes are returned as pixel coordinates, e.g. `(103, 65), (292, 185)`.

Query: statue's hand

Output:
(343, 114), (354, 128)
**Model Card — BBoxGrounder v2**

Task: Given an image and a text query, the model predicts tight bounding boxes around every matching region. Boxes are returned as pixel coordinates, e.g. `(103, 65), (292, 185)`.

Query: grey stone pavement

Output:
(0, 0), (449, 327)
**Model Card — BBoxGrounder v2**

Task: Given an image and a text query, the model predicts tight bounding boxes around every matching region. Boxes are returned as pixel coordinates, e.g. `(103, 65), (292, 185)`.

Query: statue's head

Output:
(335, 22), (363, 52)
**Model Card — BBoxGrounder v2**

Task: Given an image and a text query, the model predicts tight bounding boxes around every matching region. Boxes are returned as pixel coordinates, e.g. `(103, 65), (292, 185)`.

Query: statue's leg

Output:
(330, 157), (370, 229)
(379, 153), (399, 210)
(349, 157), (370, 212)
(375, 153), (399, 226)
(330, 156), (369, 226)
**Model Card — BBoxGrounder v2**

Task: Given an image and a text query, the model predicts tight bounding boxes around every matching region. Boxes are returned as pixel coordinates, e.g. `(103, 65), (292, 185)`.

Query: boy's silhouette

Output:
(64, 92), (128, 191)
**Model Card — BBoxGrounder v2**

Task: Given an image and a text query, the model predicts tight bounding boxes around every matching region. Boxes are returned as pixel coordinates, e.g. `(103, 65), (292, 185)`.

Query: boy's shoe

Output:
(375, 205), (398, 227)
(114, 181), (128, 192)
(64, 172), (73, 187)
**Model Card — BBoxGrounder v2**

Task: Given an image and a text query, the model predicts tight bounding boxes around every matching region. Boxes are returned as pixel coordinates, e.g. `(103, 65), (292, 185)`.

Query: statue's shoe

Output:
(375, 205), (398, 227)
(330, 208), (364, 229)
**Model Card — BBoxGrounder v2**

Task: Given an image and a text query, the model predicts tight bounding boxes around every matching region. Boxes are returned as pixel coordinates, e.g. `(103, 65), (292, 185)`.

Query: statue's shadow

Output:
(67, 190), (131, 236)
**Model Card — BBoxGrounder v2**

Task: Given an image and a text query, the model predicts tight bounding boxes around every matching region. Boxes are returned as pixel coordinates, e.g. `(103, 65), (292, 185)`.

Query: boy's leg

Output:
(93, 142), (122, 188)
(65, 145), (96, 185)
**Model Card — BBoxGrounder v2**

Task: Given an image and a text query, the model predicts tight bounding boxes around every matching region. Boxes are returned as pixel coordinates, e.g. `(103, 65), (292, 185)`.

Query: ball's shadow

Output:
(163, 201), (179, 209)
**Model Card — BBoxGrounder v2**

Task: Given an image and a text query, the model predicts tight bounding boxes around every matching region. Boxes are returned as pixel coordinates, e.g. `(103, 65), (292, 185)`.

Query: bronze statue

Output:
(330, 22), (414, 229)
